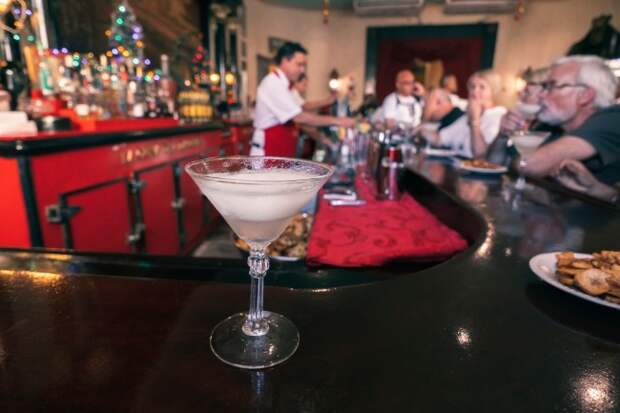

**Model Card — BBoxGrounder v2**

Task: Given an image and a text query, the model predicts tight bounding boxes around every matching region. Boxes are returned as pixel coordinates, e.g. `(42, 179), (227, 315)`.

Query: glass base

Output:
(210, 311), (300, 369)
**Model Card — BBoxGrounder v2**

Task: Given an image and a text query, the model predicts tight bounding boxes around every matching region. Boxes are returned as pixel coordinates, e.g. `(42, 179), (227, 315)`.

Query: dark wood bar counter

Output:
(0, 157), (619, 412)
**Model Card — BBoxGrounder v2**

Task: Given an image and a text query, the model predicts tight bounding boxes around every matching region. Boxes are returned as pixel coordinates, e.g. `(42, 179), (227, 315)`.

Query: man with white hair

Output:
(522, 55), (620, 184)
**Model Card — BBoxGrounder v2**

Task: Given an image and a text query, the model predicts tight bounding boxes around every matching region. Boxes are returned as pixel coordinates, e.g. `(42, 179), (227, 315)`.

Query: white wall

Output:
(245, 0), (330, 103)
(245, 0), (620, 106)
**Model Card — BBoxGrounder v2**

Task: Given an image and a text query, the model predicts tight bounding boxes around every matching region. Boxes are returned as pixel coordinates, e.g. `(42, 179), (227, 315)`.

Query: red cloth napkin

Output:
(306, 178), (468, 267)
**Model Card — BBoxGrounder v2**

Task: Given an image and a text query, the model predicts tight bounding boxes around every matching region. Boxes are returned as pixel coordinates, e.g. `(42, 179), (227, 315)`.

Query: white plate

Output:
(457, 161), (508, 174)
(271, 255), (302, 262)
(424, 147), (457, 157)
(529, 252), (620, 311)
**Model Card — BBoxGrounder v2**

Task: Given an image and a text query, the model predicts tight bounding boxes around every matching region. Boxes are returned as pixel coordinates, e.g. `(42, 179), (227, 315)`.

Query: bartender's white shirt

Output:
(438, 106), (506, 158)
(381, 92), (423, 127)
(251, 69), (303, 155)
(290, 89), (305, 107)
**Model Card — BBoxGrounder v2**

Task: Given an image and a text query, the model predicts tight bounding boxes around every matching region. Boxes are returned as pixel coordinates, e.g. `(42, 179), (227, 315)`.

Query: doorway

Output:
(365, 23), (498, 101)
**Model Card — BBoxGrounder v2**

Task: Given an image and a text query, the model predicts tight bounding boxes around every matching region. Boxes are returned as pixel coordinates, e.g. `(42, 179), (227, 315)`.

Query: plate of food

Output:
(234, 214), (313, 262)
(457, 159), (508, 174)
(424, 147), (457, 157)
(529, 250), (620, 310)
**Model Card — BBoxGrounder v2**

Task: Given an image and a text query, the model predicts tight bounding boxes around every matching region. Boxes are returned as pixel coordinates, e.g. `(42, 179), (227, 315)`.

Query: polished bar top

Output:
(0, 157), (619, 412)
(0, 122), (225, 157)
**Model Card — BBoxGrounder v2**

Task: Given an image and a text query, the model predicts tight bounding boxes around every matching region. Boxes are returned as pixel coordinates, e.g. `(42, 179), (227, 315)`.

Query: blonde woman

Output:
(437, 70), (506, 158)
(466, 71), (507, 158)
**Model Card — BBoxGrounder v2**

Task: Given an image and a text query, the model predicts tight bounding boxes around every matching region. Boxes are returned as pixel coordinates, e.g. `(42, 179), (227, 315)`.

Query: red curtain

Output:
(376, 36), (484, 101)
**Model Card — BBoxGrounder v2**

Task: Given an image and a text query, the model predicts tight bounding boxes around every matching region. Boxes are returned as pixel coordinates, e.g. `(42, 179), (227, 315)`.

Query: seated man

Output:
(521, 55), (620, 185)
(421, 87), (465, 140)
(440, 73), (468, 111)
(487, 70), (562, 165)
(380, 69), (424, 129)
(499, 69), (561, 136)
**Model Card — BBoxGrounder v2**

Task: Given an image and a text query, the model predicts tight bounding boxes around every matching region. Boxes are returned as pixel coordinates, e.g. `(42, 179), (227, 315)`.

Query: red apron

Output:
(263, 121), (298, 157)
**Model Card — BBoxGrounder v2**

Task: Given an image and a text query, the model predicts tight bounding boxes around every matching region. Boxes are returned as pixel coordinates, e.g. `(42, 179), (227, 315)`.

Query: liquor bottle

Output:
(127, 66), (147, 119)
(158, 54), (176, 116)
(144, 80), (159, 118)
(0, 35), (27, 110)
(122, 64), (134, 116)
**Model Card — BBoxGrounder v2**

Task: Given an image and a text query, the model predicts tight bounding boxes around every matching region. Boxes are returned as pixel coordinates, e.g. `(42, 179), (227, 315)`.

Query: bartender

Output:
(250, 42), (355, 157)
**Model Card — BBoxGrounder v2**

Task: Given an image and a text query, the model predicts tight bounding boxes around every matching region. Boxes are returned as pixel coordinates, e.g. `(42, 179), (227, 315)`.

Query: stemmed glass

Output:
(186, 156), (334, 369)
(509, 101), (547, 190)
(510, 131), (549, 190)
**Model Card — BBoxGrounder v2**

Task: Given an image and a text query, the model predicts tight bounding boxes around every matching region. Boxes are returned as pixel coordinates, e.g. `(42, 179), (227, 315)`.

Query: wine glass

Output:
(186, 156), (334, 369)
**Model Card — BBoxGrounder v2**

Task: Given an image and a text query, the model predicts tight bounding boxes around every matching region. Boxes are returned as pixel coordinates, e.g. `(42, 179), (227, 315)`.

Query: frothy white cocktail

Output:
(512, 133), (547, 156)
(196, 169), (321, 247)
(186, 156), (333, 370)
(514, 102), (541, 119)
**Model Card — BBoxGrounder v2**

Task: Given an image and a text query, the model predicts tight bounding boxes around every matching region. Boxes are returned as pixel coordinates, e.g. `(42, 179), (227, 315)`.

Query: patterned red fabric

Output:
(307, 178), (468, 267)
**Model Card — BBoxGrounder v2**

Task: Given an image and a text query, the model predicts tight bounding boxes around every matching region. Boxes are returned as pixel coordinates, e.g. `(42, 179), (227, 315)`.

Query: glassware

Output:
(510, 131), (549, 190)
(353, 128), (370, 175)
(514, 101), (541, 128)
(158, 54), (177, 116)
(186, 156), (334, 369)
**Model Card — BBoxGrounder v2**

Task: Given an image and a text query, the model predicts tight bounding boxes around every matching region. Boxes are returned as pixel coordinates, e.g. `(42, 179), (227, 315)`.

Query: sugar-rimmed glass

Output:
(186, 156), (334, 369)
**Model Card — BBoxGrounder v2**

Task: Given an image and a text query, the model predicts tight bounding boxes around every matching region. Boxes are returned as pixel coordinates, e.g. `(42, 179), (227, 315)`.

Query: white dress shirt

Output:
(439, 106), (507, 158)
(448, 93), (468, 111)
(290, 89), (305, 107)
(251, 69), (303, 155)
(380, 92), (423, 127)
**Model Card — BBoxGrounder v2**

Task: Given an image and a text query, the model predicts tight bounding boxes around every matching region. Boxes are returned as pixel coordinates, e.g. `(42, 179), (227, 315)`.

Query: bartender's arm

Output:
(294, 112), (356, 128)
(302, 93), (337, 112)
(263, 80), (355, 129)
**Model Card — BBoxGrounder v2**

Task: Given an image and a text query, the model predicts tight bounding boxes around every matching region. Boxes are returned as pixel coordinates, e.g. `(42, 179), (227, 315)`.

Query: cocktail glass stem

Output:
(243, 248), (270, 336)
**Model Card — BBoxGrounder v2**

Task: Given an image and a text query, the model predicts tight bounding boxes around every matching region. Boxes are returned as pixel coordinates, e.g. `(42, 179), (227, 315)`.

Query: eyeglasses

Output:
(540, 81), (589, 92)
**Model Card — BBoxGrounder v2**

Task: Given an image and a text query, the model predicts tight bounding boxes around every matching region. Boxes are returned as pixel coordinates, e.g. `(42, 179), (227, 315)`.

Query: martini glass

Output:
(514, 101), (541, 125)
(185, 156), (334, 369)
(510, 131), (549, 190)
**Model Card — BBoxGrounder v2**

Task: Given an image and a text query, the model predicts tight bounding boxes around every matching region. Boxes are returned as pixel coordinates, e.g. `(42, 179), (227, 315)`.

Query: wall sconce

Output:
(209, 72), (221, 84)
(328, 78), (340, 91)
(328, 68), (339, 91)
(224, 72), (236, 85)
